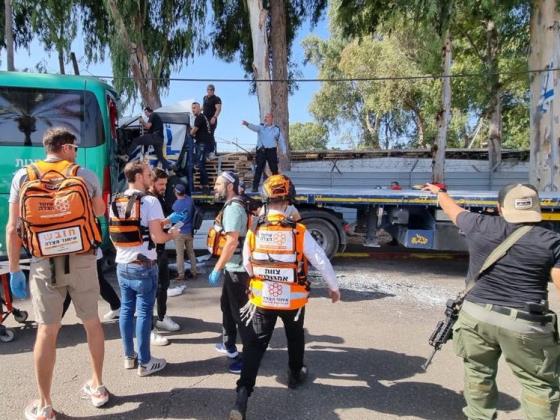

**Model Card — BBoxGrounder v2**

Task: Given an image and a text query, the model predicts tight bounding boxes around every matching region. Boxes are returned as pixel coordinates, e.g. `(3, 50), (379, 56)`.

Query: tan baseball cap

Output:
(498, 184), (542, 223)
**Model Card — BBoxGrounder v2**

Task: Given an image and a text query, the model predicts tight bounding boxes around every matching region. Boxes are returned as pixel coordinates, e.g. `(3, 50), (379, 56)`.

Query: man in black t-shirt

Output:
(123, 106), (171, 170)
(203, 84), (221, 154)
(191, 102), (212, 193)
(423, 182), (560, 420)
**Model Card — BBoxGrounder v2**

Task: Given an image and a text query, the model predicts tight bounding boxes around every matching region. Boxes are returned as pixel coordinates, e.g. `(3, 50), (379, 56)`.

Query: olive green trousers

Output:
(453, 301), (560, 420)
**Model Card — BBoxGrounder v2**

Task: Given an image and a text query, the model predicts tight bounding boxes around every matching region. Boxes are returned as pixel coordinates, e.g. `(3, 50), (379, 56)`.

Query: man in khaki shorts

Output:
(6, 128), (109, 420)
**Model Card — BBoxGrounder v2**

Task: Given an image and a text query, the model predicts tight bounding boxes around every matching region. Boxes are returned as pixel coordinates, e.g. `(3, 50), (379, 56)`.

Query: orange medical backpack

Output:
(19, 160), (102, 257)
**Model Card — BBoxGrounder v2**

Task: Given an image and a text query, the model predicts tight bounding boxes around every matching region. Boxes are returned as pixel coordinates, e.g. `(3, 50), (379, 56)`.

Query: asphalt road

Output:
(0, 254), (546, 419)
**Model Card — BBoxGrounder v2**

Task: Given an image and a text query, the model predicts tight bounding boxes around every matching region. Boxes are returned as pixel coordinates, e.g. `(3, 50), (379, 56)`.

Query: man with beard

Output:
(208, 171), (249, 374)
(148, 169), (181, 339)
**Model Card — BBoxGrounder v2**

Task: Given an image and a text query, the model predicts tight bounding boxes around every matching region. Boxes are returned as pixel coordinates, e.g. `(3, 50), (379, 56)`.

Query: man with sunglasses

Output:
(6, 128), (109, 419)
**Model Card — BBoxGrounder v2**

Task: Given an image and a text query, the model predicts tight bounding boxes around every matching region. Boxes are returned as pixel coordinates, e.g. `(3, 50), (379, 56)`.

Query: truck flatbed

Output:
(195, 188), (560, 211)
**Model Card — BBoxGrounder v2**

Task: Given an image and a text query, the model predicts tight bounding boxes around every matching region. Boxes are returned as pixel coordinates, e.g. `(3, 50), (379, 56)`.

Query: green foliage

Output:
(309, 0), (532, 150)
(21, 0), (78, 72)
(0, 1), (33, 51)
(69, 0), (207, 105)
(210, 1), (327, 92)
(303, 29), (442, 149)
(289, 122), (328, 150)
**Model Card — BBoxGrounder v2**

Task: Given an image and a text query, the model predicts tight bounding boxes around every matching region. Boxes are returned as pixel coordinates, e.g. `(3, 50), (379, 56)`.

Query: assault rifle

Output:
(422, 295), (464, 371)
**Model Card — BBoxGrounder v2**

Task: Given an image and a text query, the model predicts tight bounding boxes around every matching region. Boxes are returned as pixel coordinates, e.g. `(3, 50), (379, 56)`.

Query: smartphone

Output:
(170, 221), (184, 232)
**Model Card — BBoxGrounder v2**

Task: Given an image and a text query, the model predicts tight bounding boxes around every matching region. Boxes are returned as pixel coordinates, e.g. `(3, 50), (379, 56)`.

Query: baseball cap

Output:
(174, 183), (186, 194)
(498, 184), (542, 223)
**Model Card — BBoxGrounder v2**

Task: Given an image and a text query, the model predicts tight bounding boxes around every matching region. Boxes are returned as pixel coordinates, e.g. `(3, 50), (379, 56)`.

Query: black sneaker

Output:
(288, 365), (308, 389)
(229, 387), (248, 420)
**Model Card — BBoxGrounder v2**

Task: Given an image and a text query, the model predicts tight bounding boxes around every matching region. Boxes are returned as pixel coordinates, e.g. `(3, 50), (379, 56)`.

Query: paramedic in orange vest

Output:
(6, 128), (109, 419)
(209, 171), (249, 375)
(229, 174), (341, 420)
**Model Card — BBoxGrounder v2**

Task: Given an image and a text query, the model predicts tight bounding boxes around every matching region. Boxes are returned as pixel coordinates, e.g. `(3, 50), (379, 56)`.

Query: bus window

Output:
(0, 87), (104, 147)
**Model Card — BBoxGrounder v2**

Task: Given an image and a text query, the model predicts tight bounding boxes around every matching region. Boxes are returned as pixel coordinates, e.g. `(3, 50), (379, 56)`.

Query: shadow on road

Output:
(57, 342), (519, 420)
(0, 316), (222, 356)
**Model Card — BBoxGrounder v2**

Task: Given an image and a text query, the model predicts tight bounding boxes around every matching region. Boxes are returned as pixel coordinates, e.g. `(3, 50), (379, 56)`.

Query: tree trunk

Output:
(364, 110), (380, 148)
(104, 0), (161, 109)
(486, 17), (501, 171)
(433, 29), (452, 184)
(270, 0), (290, 171)
(5, 0), (14, 71)
(529, 0), (560, 191)
(58, 48), (65, 74)
(247, 0), (272, 122)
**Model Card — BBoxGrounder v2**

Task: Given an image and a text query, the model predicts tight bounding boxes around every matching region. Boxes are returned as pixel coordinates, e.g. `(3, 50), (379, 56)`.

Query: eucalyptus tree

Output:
(210, 0), (327, 169)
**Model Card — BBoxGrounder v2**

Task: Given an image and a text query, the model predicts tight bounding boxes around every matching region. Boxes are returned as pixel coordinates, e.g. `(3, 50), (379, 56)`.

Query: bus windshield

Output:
(0, 87), (104, 147)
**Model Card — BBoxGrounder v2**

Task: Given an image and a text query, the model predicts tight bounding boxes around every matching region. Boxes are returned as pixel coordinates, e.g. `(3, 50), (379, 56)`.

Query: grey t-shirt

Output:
(9, 157), (101, 203)
(457, 211), (560, 309)
(222, 201), (248, 272)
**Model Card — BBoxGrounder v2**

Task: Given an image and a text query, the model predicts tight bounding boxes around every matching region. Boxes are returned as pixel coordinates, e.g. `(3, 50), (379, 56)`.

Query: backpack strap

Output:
(26, 163), (41, 181)
(65, 163), (80, 177)
(125, 192), (143, 219)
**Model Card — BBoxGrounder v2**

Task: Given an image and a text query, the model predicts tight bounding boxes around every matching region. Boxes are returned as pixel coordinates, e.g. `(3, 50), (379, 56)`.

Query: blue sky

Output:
(2, 15), (330, 152)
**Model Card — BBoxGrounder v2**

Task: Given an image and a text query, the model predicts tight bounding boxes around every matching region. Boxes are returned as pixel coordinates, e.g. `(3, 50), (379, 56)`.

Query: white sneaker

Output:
(167, 285), (186, 297)
(138, 357), (167, 377)
(124, 352), (138, 369)
(103, 308), (120, 321)
(156, 316), (180, 332)
(151, 331), (169, 346)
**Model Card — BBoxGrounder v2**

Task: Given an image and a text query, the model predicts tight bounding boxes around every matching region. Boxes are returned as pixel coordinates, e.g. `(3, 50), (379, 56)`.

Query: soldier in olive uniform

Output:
(424, 182), (560, 420)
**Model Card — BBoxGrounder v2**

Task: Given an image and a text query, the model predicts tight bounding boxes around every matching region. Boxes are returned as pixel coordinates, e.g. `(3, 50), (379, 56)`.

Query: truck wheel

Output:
(303, 218), (340, 259)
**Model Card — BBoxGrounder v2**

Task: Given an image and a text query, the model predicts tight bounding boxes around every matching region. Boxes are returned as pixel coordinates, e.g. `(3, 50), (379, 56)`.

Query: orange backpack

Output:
(18, 160), (102, 257)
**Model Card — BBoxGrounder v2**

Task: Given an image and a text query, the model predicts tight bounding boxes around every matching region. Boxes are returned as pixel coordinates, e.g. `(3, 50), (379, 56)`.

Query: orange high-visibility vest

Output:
(207, 197), (250, 257)
(247, 213), (309, 310)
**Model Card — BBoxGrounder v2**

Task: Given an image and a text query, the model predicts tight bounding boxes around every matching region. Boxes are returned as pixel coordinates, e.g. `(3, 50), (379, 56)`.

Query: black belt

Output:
(128, 259), (157, 267)
(472, 301), (555, 324)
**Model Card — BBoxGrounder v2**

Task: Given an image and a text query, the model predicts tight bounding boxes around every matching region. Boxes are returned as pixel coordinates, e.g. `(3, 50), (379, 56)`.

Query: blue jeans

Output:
(195, 142), (209, 187)
(117, 263), (158, 365)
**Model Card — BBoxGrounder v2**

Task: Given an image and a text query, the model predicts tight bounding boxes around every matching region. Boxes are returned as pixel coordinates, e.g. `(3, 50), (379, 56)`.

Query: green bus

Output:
(0, 72), (121, 256)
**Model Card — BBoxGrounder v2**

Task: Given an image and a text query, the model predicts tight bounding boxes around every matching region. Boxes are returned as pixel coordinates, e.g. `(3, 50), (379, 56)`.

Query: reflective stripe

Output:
(252, 251), (297, 262)
(250, 287), (308, 300)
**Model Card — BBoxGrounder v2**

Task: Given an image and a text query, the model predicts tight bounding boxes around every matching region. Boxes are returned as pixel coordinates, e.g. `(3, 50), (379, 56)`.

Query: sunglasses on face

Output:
(66, 144), (79, 151)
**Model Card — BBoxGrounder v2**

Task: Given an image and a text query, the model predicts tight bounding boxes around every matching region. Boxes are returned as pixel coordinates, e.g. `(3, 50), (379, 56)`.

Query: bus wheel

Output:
(303, 218), (340, 259)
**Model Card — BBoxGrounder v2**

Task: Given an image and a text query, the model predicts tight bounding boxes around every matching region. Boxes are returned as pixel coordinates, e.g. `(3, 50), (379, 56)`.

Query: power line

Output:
(93, 66), (560, 83)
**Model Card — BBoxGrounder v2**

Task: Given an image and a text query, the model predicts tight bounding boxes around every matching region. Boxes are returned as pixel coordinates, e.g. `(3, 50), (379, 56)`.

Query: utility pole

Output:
(529, 0), (560, 191)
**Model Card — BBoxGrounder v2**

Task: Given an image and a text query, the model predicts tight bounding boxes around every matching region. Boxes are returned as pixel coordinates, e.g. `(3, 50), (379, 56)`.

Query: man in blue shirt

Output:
(242, 112), (286, 192)
(172, 183), (198, 280)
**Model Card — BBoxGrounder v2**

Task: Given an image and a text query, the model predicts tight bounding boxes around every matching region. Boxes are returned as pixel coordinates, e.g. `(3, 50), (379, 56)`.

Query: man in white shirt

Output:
(110, 162), (179, 377)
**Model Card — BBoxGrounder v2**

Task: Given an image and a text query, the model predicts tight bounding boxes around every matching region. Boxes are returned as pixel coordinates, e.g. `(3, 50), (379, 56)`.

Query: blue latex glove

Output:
(168, 212), (186, 224)
(208, 269), (222, 286)
(9, 271), (27, 299)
